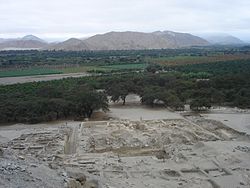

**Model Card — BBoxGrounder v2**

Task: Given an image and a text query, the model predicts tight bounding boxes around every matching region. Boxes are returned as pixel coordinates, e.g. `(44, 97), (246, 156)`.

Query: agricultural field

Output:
(0, 63), (148, 78)
(56, 66), (106, 73)
(0, 68), (62, 78)
(147, 53), (250, 66)
(0, 47), (250, 78)
(100, 63), (147, 70)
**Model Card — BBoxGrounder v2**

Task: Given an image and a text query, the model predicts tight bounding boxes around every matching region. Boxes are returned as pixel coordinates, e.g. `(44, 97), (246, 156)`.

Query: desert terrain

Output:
(0, 98), (250, 188)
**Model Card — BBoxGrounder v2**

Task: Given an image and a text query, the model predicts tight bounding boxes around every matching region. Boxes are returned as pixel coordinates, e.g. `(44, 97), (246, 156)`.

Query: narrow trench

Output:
(64, 126), (79, 155)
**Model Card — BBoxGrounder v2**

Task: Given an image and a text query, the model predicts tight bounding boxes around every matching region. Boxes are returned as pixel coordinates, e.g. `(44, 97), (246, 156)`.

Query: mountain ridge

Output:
(45, 30), (210, 51)
(1, 31), (244, 51)
(199, 34), (244, 45)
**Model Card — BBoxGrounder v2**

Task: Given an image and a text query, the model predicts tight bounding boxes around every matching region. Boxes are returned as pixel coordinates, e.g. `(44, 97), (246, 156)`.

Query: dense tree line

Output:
(102, 72), (250, 110)
(0, 71), (250, 124)
(167, 60), (250, 76)
(0, 81), (108, 123)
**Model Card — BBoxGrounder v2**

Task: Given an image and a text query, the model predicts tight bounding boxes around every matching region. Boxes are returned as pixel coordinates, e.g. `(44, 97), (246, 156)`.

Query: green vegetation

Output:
(0, 63), (148, 78)
(147, 53), (250, 66)
(0, 46), (250, 77)
(1, 68), (250, 124)
(0, 81), (108, 123)
(56, 66), (99, 73)
(101, 63), (147, 70)
(166, 60), (250, 75)
(0, 68), (62, 78)
(0, 46), (250, 124)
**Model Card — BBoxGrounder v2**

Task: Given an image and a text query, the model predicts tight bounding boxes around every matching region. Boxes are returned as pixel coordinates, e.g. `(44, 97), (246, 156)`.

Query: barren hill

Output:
(84, 31), (176, 50)
(153, 31), (209, 47)
(202, 34), (244, 45)
(46, 38), (89, 51)
(47, 31), (210, 51)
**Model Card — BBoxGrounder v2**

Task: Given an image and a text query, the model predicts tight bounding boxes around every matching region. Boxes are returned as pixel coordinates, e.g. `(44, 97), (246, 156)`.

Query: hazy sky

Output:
(0, 0), (250, 41)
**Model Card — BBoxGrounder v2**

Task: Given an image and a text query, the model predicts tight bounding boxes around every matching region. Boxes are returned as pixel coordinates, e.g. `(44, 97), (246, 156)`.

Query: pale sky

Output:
(0, 0), (250, 41)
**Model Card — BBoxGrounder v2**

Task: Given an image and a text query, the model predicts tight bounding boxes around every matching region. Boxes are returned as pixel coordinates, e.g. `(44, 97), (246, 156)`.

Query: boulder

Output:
(67, 178), (82, 188)
(66, 167), (86, 185)
(83, 179), (99, 188)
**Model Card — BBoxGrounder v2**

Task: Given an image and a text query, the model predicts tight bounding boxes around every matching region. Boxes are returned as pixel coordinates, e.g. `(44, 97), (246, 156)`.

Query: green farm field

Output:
(147, 54), (250, 66)
(0, 68), (63, 78)
(0, 63), (148, 78)
(100, 63), (147, 70)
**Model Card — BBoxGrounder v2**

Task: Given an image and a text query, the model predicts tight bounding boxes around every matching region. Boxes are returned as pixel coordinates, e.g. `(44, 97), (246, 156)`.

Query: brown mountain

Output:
(47, 31), (209, 51)
(46, 38), (89, 51)
(84, 31), (177, 50)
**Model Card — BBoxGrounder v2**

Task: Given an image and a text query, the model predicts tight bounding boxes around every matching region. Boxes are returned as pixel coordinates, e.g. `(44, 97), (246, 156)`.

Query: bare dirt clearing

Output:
(108, 105), (183, 121)
(203, 113), (250, 135)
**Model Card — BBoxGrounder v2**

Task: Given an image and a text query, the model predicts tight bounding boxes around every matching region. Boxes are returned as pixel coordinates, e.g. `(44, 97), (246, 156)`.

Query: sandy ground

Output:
(0, 72), (90, 85)
(108, 94), (183, 121)
(203, 113), (250, 134)
(108, 105), (183, 121)
(0, 104), (250, 188)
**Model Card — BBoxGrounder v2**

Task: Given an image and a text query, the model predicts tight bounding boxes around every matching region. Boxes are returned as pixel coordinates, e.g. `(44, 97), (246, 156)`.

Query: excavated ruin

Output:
(1, 117), (250, 188)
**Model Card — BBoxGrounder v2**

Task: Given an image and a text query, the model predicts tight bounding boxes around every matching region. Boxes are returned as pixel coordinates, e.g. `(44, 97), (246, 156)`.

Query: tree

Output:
(190, 98), (211, 111)
(140, 86), (165, 107)
(164, 93), (184, 111)
(146, 64), (162, 73)
(105, 79), (135, 105)
(211, 89), (225, 106)
(73, 90), (108, 118)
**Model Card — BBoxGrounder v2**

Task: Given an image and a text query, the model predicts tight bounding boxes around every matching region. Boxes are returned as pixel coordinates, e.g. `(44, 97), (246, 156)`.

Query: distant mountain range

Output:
(0, 35), (47, 50)
(0, 32), (246, 51)
(199, 34), (244, 45)
(46, 31), (209, 51)
(21, 35), (46, 43)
